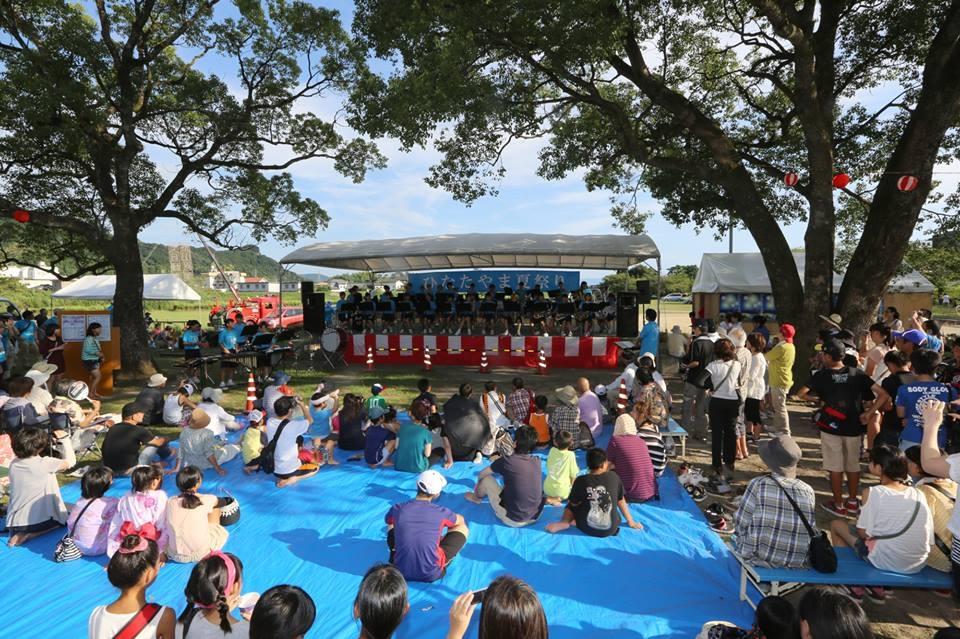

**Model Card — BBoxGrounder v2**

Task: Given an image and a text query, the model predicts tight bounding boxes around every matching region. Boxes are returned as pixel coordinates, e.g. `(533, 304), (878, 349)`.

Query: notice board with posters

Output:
(60, 310), (119, 396)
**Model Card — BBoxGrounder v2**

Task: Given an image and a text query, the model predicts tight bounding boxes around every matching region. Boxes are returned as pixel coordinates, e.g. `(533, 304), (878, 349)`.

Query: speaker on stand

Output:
(616, 292), (639, 338)
(302, 292), (326, 334)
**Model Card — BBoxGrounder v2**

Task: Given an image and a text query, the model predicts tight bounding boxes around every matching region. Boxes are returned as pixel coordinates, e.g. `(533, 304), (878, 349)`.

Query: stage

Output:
(0, 422), (753, 638)
(345, 334), (621, 369)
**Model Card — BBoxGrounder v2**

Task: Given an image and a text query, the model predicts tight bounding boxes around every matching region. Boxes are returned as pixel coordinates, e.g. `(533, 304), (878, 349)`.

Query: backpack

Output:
(259, 419), (290, 475)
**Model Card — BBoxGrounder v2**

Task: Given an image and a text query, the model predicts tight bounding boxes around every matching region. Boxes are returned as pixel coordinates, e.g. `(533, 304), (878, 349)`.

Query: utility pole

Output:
(728, 215), (734, 253)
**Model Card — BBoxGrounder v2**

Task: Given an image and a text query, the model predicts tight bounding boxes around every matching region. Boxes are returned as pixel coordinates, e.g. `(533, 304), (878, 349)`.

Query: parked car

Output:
(264, 307), (304, 329)
(660, 292), (692, 303)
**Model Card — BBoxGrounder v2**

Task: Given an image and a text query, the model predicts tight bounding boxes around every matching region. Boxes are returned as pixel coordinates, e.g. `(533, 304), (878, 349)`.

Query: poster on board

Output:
(61, 315), (87, 342)
(85, 314), (112, 341)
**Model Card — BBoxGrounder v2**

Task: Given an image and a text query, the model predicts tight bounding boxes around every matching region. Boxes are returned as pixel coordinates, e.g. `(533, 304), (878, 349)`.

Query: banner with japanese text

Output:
(408, 270), (581, 293)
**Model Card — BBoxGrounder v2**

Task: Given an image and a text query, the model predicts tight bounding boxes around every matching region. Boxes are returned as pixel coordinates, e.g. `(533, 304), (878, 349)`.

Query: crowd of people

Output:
(3, 300), (960, 636)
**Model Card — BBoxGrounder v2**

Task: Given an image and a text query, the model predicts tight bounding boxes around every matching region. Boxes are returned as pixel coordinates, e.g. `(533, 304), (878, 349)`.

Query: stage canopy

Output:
(692, 252), (934, 293)
(280, 233), (660, 272)
(52, 274), (202, 301)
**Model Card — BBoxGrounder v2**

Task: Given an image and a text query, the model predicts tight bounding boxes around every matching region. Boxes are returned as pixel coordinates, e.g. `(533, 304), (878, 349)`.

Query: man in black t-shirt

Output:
(863, 350), (913, 447)
(101, 402), (171, 474)
(797, 340), (874, 518)
(546, 448), (644, 537)
(442, 383), (490, 461)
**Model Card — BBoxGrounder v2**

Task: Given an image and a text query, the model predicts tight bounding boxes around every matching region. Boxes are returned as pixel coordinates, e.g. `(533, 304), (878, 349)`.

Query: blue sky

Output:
(137, 1), (949, 282)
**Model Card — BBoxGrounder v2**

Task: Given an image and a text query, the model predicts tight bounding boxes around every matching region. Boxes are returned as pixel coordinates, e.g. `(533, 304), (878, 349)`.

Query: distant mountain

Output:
(298, 273), (330, 282)
(139, 242), (298, 280)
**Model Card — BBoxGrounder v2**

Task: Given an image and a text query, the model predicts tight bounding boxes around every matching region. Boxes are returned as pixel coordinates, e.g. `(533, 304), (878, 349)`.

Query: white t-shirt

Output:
(747, 353), (768, 400)
(163, 393), (184, 425)
(265, 417), (310, 475)
(483, 392), (511, 430)
(857, 484), (933, 574)
(706, 360), (741, 401)
(88, 604), (173, 639)
(198, 401), (235, 437)
(946, 455), (960, 536)
(175, 616), (250, 638)
(606, 363), (638, 396)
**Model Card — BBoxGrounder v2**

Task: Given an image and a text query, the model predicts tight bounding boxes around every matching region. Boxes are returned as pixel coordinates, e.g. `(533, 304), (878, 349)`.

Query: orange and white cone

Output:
(423, 347), (432, 371)
(479, 350), (488, 374)
(537, 348), (547, 375)
(245, 371), (257, 412)
(366, 346), (374, 371)
(616, 378), (628, 415)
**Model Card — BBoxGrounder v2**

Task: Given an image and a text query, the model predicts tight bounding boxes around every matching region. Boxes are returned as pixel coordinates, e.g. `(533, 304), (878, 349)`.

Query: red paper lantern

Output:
(832, 173), (851, 188)
(11, 208), (30, 223)
(783, 172), (799, 187)
(897, 175), (919, 192)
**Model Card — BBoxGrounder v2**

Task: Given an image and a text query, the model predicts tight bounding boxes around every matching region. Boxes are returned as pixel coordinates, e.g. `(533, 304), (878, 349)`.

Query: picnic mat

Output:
(0, 423), (753, 638)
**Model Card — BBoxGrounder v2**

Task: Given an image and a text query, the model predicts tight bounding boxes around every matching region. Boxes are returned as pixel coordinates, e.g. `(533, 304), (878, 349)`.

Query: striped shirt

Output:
(636, 427), (666, 476)
(734, 475), (816, 568)
(606, 435), (656, 502)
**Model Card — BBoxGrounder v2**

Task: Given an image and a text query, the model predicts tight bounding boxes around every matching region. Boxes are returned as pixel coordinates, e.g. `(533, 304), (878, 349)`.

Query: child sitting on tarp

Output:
(309, 388), (340, 466)
(364, 407), (399, 467)
(242, 410), (266, 473)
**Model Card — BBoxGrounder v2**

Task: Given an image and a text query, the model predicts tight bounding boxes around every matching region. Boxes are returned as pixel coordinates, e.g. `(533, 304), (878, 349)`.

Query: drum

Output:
(321, 327), (348, 353)
(217, 496), (241, 526)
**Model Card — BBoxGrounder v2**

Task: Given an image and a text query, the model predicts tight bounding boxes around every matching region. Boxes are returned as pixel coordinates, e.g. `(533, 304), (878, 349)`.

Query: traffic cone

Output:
(479, 350), (488, 374)
(537, 348), (547, 375)
(366, 346), (374, 371)
(423, 347), (432, 371)
(245, 371), (257, 412)
(616, 378), (628, 415)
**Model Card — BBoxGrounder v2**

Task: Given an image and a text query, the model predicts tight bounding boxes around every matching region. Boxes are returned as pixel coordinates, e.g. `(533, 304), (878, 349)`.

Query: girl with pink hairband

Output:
(89, 522), (176, 638)
(177, 551), (251, 638)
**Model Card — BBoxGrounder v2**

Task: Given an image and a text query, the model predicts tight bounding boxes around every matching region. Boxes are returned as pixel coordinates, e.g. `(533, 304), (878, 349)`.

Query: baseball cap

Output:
(371, 383), (384, 393)
(416, 469), (447, 496)
(271, 371), (291, 386)
(246, 409), (264, 424)
(821, 339), (845, 361)
(779, 323), (796, 341)
(368, 405), (387, 421)
(892, 329), (927, 346)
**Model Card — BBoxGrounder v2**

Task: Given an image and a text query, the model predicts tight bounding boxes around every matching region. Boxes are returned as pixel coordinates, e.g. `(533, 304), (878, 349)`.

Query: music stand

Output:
(479, 302), (498, 317)
(556, 302), (576, 318)
(252, 333), (274, 350)
(275, 328), (297, 342)
(359, 301), (375, 319)
(337, 303), (356, 323)
(395, 301), (414, 316)
(438, 301), (454, 317)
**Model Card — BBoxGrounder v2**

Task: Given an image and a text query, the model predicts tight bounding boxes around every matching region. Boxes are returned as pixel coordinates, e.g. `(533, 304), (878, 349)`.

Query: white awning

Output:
(692, 252), (933, 294)
(52, 274), (202, 301)
(280, 233), (660, 272)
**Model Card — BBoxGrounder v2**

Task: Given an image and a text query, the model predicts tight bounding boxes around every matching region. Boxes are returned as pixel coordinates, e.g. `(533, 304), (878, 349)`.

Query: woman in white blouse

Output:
(744, 333), (768, 445)
(706, 338), (742, 491)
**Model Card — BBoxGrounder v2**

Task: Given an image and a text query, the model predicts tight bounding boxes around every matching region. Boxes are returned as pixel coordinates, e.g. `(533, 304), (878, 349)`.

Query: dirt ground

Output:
(96, 350), (959, 636)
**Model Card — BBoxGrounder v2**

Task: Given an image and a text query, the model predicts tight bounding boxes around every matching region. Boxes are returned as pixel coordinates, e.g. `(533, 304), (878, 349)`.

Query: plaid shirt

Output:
(734, 475), (817, 568)
(507, 388), (535, 423)
(549, 404), (581, 447)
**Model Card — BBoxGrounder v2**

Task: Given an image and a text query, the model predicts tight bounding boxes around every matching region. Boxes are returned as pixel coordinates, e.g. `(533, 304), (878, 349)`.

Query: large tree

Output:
(351, 0), (960, 376)
(0, 0), (382, 373)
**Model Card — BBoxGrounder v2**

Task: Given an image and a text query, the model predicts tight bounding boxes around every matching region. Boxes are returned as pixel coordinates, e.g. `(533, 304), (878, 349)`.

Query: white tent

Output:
(280, 233), (661, 272)
(53, 274), (202, 301)
(692, 252), (934, 293)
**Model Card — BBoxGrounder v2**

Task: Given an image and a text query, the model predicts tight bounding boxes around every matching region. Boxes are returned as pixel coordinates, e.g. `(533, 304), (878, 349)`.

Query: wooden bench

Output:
(736, 547), (952, 608)
(665, 417), (689, 457)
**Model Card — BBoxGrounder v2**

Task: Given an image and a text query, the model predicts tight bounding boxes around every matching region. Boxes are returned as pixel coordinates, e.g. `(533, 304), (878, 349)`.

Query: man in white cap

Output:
(733, 435), (817, 567)
(385, 469), (469, 582)
(135, 372), (168, 426)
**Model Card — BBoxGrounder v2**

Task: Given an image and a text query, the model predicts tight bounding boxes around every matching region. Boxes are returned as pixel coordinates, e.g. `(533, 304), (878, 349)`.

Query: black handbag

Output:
(259, 418), (290, 475)
(769, 476), (837, 573)
(686, 366), (713, 390)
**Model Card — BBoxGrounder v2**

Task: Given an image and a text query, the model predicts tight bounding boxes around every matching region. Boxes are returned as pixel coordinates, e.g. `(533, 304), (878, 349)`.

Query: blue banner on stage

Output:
(409, 270), (581, 292)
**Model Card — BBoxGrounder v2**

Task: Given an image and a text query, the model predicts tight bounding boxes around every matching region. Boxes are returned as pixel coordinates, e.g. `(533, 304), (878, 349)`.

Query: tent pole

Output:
(657, 257), (662, 327)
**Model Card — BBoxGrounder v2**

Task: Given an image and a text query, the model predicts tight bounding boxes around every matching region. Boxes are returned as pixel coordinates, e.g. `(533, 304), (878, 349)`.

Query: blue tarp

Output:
(0, 424), (753, 638)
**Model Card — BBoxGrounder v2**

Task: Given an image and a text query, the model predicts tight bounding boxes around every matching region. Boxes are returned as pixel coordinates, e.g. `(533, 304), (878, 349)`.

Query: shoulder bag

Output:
(112, 603), (162, 639)
(54, 498), (97, 563)
(928, 483), (956, 559)
(259, 418), (290, 475)
(769, 475), (837, 573)
(869, 497), (921, 541)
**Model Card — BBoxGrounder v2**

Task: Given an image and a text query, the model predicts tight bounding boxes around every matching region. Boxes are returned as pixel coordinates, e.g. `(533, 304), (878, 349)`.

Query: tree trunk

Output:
(107, 227), (154, 376)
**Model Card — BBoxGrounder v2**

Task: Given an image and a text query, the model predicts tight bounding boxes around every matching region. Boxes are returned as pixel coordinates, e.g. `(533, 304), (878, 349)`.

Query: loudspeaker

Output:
(616, 292), (639, 338)
(301, 280), (314, 297)
(635, 279), (651, 304)
(302, 292), (325, 333)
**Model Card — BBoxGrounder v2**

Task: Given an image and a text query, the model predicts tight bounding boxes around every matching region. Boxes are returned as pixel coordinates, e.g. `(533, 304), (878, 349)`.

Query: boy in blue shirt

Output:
(309, 388), (340, 465)
(896, 348), (956, 449)
(218, 317), (240, 387)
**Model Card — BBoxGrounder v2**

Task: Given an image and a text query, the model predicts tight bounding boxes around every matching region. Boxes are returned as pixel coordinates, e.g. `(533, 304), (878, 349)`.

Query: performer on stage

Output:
(181, 320), (203, 383)
(218, 317), (241, 388)
(253, 321), (277, 381)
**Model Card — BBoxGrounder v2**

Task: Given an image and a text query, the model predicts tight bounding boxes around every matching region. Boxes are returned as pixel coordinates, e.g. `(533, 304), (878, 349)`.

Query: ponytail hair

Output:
(176, 466), (203, 509)
(107, 533), (160, 589)
(131, 464), (163, 493)
(180, 552), (244, 637)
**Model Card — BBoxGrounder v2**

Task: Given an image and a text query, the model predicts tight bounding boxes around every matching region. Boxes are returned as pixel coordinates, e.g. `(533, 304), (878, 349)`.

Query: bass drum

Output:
(320, 327), (348, 353)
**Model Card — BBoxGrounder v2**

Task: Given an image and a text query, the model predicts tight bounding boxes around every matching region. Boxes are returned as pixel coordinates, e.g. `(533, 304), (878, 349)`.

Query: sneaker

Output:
(842, 585), (866, 603)
(865, 586), (888, 604)
(454, 329), (461, 336)
(708, 516), (732, 534)
(845, 498), (861, 516)
(821, 500), (848, 518)
(219, 381), (227, 389)
(705, 477), (732, 496)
